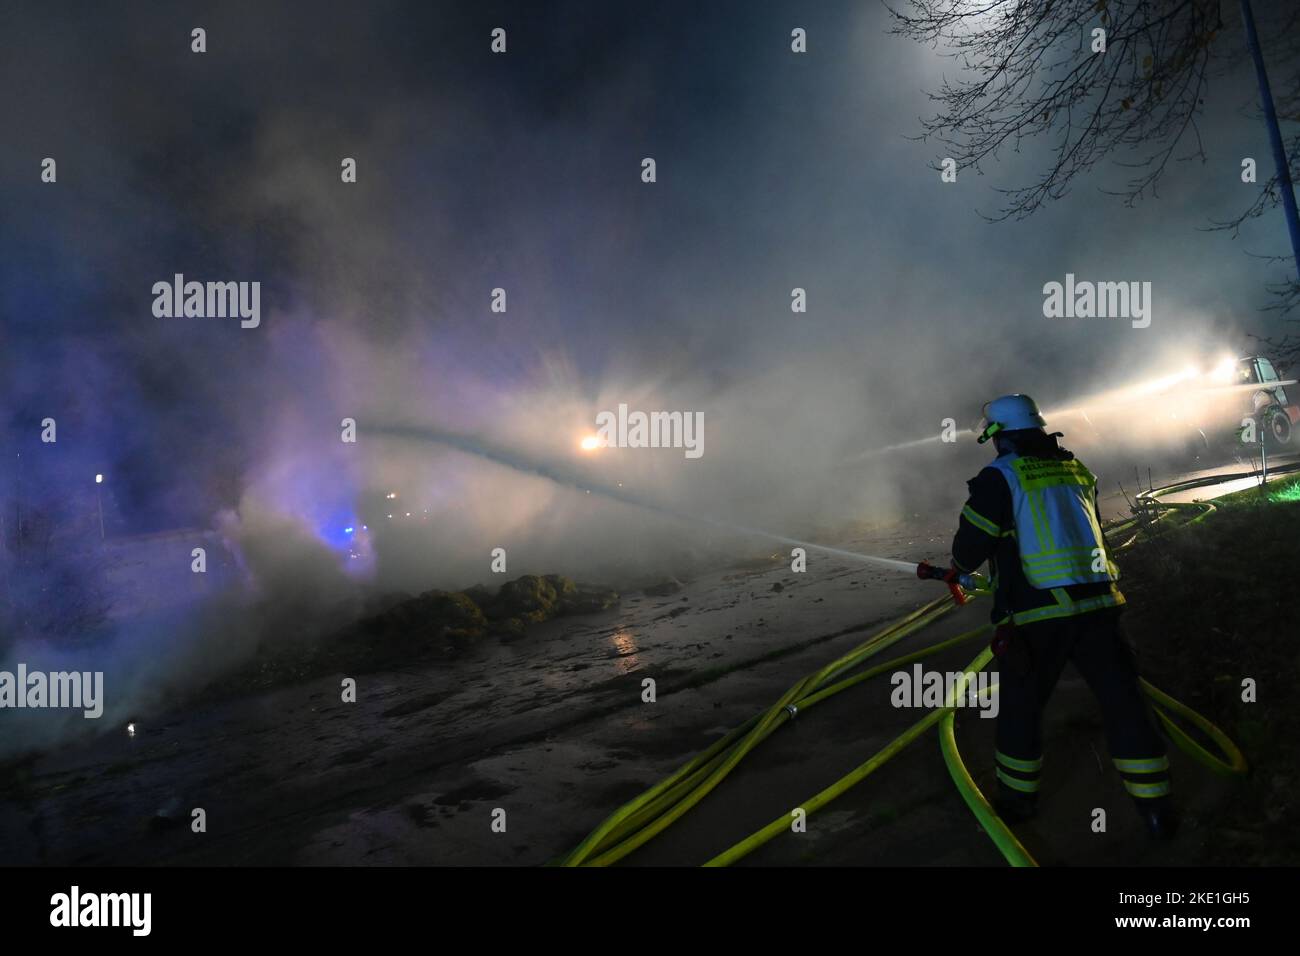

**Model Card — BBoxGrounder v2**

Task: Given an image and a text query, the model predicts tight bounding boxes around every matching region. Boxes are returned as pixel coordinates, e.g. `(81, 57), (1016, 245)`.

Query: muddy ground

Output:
(4, 453), (1293, 867)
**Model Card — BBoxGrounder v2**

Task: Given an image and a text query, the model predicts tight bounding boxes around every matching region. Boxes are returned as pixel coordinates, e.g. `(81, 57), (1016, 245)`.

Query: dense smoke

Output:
(1, 1), (1290, 746)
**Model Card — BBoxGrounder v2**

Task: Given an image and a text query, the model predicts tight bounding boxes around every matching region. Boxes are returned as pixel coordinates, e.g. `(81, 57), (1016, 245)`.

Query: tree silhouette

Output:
(889, 0), (1300, 351)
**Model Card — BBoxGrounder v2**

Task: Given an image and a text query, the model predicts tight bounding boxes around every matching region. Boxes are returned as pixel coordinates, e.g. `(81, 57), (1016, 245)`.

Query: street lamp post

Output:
(1240, 0), (1300, 284)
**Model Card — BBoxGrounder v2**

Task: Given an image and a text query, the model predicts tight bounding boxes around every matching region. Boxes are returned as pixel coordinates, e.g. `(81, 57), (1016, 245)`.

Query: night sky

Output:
(1, 0), (1292, 552)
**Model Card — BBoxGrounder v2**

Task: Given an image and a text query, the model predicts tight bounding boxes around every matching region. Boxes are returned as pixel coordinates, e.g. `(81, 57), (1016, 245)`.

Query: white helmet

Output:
(977, 394), (1048, 444)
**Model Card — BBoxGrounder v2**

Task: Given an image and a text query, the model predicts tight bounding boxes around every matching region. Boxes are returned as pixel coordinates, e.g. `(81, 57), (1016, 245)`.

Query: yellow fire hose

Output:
(561, 499), (1249, 868)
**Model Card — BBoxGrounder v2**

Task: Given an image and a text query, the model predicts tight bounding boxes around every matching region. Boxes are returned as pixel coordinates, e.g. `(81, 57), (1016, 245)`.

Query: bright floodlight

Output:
(95, 474), (103, 484)
(1211, 355), (1237, 384)
(579, 435), (602, 452)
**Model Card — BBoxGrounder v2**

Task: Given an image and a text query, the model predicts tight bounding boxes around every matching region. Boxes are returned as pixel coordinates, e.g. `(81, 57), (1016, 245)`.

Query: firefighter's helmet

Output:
(978, 394), (1048, 444)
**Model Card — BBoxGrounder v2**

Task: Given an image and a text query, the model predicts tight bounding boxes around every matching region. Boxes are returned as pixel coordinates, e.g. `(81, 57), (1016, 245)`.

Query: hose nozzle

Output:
(916, 560), (980, 605)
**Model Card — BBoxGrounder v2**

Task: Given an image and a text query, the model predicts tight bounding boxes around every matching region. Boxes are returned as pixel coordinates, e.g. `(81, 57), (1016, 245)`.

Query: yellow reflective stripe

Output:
(1021, 473), (1093, 490)
(996, 768), (1040, 793)
(1124, 779), (1172, 798)
(996, 751), (1043, 773)
(1024, 553), (1102, 572)
(1028, 570), (1104, 583)
(1024, 567), (1116, 589)
(1114, 756), (1170, 774)
(1026, 490), (1053, 550)
(1012, 598), (1119, 625)
(1024, 546), (1099, 562)
(1039, 492), (1057, 549)
(1025, 557), (1102, 575)
(1024, 546), (1097, 561)
(961, 504), (1001, 537)
(1011, 458), (1097, 491)
(1027, 566), (1108, 583)
(1030, 567), (1104, 581)
(1022, 542), (1118, 587)
(1024, 561), (1084, 574)
(1010, 589), (1125, 625)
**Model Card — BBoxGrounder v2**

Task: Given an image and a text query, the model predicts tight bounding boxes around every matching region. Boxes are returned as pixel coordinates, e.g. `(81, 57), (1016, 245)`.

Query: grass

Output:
(1118, 490), (1300, 864)
(1210, 468), (1300, 506)
(1271, 480), (1300, 504)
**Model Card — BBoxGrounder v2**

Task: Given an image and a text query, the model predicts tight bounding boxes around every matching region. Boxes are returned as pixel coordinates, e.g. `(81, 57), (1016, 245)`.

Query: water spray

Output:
(850, 354), (1275, 463)
(370, 423), (957, 589)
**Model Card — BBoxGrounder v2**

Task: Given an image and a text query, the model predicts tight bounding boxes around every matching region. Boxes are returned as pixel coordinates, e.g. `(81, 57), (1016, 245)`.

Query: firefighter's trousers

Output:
(992, 607), (1171, 801)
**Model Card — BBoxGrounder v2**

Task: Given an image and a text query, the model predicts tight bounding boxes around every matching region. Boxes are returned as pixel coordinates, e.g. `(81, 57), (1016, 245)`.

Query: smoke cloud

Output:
(1, 1), (1289, 751)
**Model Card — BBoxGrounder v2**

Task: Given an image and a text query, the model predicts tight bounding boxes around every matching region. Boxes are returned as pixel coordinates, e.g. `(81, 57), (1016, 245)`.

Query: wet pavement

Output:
(0, 495), (1235, 867)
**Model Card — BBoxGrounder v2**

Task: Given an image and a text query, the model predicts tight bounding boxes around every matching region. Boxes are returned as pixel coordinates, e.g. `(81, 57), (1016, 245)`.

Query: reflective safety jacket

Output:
(952, 450), (1125, 626)
(986, 454), (1119, 588)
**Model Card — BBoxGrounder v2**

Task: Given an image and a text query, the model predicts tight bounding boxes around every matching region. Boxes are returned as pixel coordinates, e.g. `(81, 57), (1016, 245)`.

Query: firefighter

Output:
(949, 394), (1177, 839)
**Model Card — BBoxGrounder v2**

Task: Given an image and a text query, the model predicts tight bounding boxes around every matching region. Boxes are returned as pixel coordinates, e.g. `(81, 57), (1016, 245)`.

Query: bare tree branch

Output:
(888, 0), (1298, 313)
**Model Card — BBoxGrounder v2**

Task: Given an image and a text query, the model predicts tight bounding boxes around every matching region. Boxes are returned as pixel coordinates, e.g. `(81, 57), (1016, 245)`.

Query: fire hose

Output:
(561, 494), (1252, 868)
